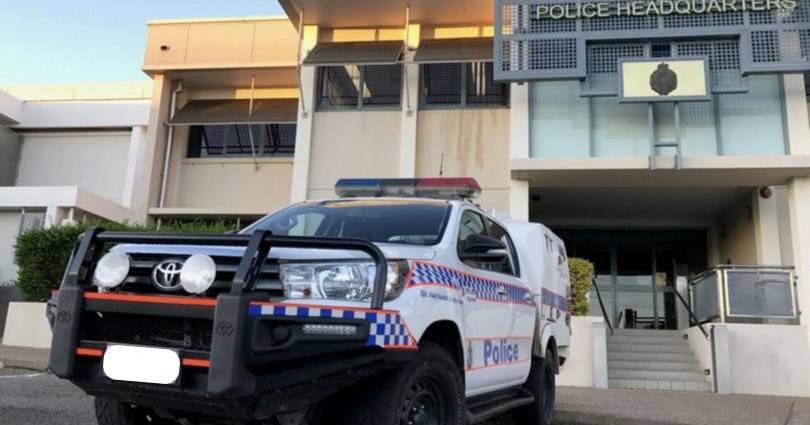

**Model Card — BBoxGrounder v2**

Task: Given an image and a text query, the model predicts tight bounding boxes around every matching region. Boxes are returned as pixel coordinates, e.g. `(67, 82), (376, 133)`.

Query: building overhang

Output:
(148, 207), (269, 220)
(142, 16), (299, 75)
(0, 90), (23, 126)
(279, 0), (495, 27)
(512, 156), (810, 188)
(0, 187), (134, 223)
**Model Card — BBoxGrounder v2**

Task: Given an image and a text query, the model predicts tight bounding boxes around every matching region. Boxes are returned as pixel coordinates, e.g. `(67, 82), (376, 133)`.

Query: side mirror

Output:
(460, 234), (508, 262)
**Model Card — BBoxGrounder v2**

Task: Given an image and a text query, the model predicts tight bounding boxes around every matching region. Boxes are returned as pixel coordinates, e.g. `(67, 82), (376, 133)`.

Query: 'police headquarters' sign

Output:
(534, 0), (797, 19)
(494, 0), (810, 81)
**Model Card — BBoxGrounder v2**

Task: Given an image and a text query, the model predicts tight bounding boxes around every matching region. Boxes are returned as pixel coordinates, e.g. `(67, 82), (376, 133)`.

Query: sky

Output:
(0, 1), (285, 85)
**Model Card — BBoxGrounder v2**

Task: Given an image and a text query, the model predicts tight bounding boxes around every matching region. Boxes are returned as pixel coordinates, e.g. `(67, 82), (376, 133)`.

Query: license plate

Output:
(102, 345), (181, 385)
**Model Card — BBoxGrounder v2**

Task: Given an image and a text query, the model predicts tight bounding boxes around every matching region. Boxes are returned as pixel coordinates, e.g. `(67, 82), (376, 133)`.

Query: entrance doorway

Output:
(556, 229), (708, 330)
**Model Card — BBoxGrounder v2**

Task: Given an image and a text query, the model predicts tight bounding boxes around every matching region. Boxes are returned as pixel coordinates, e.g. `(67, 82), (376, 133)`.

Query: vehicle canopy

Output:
(498, 217), (570, 297)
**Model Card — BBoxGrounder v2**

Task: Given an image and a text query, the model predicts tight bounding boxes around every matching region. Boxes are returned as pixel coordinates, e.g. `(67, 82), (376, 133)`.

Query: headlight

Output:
(280, 260), (408, 301)
(180, 254), (217, 294)
(93, 252), (131, 289)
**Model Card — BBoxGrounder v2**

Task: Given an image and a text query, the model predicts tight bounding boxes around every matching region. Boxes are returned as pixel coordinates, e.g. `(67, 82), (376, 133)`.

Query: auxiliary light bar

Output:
(335, 178), (482, 200)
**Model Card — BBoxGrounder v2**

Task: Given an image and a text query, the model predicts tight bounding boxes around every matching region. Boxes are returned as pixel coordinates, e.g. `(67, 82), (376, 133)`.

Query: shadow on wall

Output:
(0, 285), (22, 339)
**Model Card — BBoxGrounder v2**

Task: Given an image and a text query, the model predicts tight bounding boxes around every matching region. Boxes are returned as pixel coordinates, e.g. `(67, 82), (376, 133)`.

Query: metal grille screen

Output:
(495, 0), (810, 82)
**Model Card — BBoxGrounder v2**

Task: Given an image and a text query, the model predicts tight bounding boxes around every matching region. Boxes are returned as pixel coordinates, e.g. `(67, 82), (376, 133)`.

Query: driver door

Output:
(456, 209), (524, 395)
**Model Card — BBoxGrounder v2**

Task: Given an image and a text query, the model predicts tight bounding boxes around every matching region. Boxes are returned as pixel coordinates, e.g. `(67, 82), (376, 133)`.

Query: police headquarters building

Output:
(2, 0), (810, 396)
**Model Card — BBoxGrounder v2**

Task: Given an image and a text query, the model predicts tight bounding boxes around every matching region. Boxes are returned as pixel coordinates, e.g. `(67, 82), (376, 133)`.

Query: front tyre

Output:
(347, 342), (465, 425)
(513, 348), (556, 425)
(95, 397), (175, 425)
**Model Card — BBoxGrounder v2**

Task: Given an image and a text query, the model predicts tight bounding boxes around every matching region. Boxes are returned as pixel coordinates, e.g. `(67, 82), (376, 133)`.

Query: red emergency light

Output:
(335, 178), (481, 199)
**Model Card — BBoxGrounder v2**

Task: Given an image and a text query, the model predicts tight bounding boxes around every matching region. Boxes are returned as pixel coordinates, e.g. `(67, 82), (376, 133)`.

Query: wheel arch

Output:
(419, 320), (464, 373)
(532, 316), (560, 374)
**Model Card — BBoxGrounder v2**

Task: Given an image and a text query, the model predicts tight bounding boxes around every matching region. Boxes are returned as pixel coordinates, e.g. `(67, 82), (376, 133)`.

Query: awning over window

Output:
(414, 38), (494, 63)
(303, 41), (404, 66)
(169, 99), (298, 125)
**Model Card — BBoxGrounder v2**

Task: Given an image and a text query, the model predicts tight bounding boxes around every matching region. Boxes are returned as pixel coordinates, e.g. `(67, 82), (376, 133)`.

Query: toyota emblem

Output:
(152, 259), (185, 291)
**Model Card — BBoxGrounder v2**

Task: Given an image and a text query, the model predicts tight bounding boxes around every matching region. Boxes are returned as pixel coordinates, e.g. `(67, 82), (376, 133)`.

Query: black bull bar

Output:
(49, 228), (388, 396)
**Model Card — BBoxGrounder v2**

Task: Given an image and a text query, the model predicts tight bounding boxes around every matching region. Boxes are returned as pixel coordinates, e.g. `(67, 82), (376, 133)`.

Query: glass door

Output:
(615, 241), (658, 329)
(557, 229), (708, 331)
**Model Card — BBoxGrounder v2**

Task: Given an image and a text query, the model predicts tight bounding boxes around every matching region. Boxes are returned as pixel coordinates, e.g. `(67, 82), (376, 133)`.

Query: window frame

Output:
(484, 217), (521, 278)
(420, 61), (510, 110)
(186, 123), (297, 159)
(456, 208), (519, 277)
(316, 64), (404, 112)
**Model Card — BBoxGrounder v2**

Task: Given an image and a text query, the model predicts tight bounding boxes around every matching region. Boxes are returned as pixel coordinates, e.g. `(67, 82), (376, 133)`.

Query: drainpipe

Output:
(158, 81), (183, 212)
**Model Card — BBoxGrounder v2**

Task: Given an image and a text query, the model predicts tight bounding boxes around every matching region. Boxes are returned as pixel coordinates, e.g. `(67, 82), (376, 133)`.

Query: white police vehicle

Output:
(48, 178), (571, 425)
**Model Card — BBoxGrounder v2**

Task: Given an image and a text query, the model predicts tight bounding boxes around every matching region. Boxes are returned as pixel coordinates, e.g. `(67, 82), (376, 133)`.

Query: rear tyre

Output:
(513, 349), (555, 425)
(347, 342), (465, 425)
(95, 397), (174, 425)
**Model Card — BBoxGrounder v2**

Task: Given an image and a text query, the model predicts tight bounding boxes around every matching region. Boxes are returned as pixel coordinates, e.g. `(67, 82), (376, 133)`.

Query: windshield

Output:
(244, 200), (452, 246)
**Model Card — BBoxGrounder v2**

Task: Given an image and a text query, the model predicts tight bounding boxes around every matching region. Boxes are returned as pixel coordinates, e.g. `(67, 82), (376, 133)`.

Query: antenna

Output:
(439, 153), (444, 177)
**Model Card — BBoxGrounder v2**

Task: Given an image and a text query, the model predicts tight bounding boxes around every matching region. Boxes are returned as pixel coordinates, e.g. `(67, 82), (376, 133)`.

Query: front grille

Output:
(121, 253), (283, 295)
(84, 312), (213, 352)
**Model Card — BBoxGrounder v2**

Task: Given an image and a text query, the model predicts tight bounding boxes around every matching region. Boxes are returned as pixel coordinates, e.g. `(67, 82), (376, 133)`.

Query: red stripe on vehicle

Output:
(182, 358), (211, 368)
(85, 292), (217, 307)
(76, 348), (103, 357)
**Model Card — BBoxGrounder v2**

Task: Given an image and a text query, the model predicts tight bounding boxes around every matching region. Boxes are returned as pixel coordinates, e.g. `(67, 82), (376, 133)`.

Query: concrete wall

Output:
(307, 111), (402, 199)
(717, 196), (757, 265)
(725, 324), (810, 397)
(16, 132), (132, 203)
(163, 126), (293, 213)
(685, 326), (713, 378)
(557, 316), (604, 388)
(0, 212), (21, 286)
(416, 109), (511, 212)
(0, 127), (20, 185)
(2, 302), (51, 349)
(687, 324), (810, 397)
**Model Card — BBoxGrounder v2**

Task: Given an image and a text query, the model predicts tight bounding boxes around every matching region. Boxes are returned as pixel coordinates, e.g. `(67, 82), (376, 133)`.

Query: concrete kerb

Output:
(0, 340), (50, 371)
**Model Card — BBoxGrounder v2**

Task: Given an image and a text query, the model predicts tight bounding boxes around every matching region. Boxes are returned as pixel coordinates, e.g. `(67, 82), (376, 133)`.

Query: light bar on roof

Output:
(335, 178), (481, 199)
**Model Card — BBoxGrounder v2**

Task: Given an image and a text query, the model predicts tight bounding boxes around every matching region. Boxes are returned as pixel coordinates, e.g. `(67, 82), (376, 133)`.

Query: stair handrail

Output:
(591, 276), (614, 335)
(672, 287), (709, 339)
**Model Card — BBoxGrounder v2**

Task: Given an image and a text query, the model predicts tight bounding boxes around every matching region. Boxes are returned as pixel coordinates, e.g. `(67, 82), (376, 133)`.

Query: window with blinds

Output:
(421, 62), (510, 109)
(318, 65), (403, 110)
(187, 124), (296, 158)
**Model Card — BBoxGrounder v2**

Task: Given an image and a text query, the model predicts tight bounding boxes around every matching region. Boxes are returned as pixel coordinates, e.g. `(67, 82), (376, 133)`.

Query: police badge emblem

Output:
(650, 62), (678, 96)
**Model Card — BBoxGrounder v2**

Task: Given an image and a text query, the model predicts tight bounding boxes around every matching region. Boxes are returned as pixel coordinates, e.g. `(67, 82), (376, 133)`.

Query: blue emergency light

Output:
(335, 178), (482, 200)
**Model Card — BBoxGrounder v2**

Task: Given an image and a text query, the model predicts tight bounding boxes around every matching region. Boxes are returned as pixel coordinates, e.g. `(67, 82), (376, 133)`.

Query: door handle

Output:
(464, 287), (477, 301)
(496, 286), (509, 298)
(523, 293), (535, 305)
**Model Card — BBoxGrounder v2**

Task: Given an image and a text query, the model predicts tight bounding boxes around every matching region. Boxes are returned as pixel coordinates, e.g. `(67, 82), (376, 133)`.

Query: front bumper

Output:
(49, 289), (416, 420)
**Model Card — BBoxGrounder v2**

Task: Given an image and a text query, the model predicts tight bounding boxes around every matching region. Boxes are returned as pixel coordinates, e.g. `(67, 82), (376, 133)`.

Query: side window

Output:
(457, 210), (487, 245)
(485, 219), (518, 277)
(457, 210), (517, 276)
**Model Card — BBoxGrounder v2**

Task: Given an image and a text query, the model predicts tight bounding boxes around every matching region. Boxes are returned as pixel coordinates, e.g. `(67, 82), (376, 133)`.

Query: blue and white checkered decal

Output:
(248, 303), (417, 349)
(408, 261), (533, 306)
(541, 288), (569, 311)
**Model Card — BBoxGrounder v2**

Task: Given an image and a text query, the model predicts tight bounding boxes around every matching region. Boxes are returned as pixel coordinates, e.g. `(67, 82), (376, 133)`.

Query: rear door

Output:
(456, 209), (529, 394)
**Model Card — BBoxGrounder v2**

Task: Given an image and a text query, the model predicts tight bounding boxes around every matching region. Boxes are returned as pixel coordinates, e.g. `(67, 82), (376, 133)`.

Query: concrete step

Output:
(609, 369), (710, 383)
(608, 378), (713, 392)
(608, 360), (702, 373)
(608, 334), (686, 345)
(611, 328), (683, 336)
(607, 350), (698, 363)
(607, 342), (692, 354)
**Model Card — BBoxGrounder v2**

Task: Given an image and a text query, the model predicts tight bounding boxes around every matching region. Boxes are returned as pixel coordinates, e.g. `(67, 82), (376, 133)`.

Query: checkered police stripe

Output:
(408, 261), (533, 306)
(541, 288), (569, 312)
(248, 303), (417, 350)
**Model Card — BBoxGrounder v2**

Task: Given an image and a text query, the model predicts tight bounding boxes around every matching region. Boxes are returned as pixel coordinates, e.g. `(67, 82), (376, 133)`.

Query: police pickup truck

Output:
(48, 178), (571, 425)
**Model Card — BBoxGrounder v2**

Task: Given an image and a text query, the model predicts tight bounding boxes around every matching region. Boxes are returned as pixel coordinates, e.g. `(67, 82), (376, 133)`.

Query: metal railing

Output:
(690, 265), (798, 325)
(673, 287), (708, 338)
(591, 276), (614, 335)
